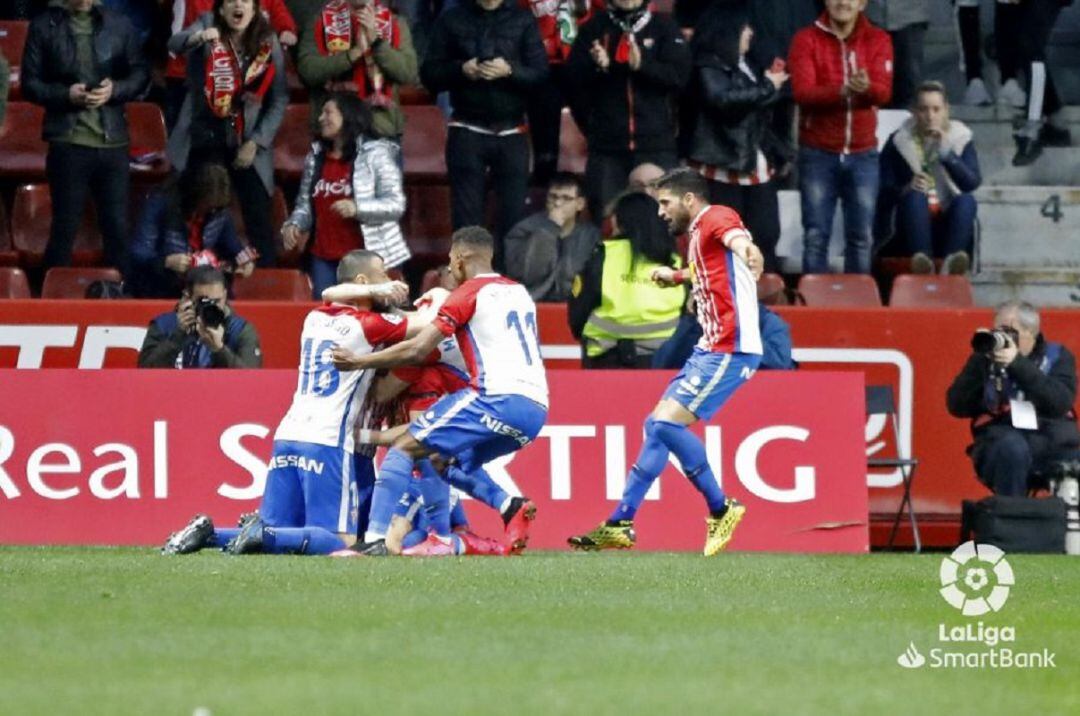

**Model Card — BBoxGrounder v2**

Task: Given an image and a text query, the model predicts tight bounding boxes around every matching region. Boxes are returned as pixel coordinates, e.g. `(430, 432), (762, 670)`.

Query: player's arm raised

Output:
(332, 324), (444, 371)
(321, 280), (410, 304)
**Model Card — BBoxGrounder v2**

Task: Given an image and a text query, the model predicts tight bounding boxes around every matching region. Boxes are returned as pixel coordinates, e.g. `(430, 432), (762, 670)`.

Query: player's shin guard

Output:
(365, 448), (414, 542)
(262, 527), (347, 555)
(417, 459), (452, 539)
(608, 416), (669, 523)
(652, 420), (726, 514)
(443, 464), (510, 513)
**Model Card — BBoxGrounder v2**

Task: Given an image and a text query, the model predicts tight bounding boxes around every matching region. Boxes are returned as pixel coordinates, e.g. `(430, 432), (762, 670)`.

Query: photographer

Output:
(947, 301), (1079, 496)
(138, 266), (263, 369)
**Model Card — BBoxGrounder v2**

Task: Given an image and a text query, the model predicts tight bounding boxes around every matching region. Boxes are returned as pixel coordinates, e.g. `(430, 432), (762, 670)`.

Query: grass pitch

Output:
(0, 548), (1077, 716)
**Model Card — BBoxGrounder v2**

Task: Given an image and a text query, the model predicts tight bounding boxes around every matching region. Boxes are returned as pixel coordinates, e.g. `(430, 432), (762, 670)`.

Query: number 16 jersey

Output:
(433, 274), (549, 409)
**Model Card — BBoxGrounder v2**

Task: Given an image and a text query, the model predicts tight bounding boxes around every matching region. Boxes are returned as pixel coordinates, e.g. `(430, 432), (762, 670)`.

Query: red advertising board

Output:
(0, 370), (868, 552)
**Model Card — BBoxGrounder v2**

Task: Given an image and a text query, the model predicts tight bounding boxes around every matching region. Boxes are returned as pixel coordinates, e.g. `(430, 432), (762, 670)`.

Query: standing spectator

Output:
(20, 0), (150, 278)
(789, 0), (892, 275)
(129, 163), (257, 298)
(0, 1), (48, 20)
(878, 81), (981, 276)
(865, 0), (927, 110)
(167, 0), (288, 267)
(420, 0), (548, 265)
(281, 93), (408, 298)
(568, 0), (690, 222)
(686, 9), (789, 274)
(954, 0), (1026, 107)
(297, 0), (418, 142)
(1012, 0), (1074, 167)
(504, 172), (599, 301)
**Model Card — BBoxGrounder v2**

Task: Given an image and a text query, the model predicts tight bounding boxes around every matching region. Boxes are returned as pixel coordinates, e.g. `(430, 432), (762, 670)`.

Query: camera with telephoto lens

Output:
(195, 297), (226, 331)
(971, 327), (1019, 355)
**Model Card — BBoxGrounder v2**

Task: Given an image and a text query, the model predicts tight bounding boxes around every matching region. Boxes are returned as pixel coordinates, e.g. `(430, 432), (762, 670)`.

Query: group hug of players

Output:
(162, 169), (765, 558)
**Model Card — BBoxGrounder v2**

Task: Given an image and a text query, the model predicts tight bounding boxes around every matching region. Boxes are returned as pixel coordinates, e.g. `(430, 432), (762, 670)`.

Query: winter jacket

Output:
(420, 0), (548, 129)
(865, 0), (929, 32)
(566, 10), (690, 154)
(286, 139), (410, 268)
(20, 2), (149, 143)
(503, 212), (600, 302)
(165, 0), (297, 80)
(788, 12), (893, 155)
(139, 308), (263, 369)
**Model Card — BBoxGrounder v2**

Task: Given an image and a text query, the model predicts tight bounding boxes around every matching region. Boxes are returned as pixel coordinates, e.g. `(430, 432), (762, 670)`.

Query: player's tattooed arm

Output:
(332, 324), (444, 371)
(321, 280), (410, 305)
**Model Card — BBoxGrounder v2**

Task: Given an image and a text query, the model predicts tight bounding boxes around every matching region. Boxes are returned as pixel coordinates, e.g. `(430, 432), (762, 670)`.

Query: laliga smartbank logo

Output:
(896, 541), (1056, 670)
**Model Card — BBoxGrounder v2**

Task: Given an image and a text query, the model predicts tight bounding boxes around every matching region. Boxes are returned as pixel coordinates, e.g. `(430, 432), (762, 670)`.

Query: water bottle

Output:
(1057, 476), (1080, 556)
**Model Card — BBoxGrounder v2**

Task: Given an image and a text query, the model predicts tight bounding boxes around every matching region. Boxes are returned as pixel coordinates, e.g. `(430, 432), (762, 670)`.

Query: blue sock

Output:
(262, 527), (346, 555)
(449, 499), (468, 530)
(417, 459), (451, 538)
(402, 529), (428, 549)
(444, 464), (510, 513)
(609, 416), (669, 523)
(208, 528), (240, 548)
(366, 448), (414, 540)
(652, 420), (726, 514)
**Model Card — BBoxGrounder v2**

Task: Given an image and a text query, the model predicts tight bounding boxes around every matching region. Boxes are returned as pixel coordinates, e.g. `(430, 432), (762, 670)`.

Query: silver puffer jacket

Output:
(287, 139), (410, 268)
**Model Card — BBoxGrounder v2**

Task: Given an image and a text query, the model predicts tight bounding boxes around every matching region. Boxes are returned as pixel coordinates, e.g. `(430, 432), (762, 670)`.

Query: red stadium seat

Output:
(0, 102), (47, 181)
(0, 201), (17, 267)
(402, 105), (447, 182)
(0, 267), (31, 299)
(797, 273), (882, 307)
(41, 266), (123, 299)
(557, 109), (588, 175)
(398, 85), (433, 105)
(757, 272), (786, 305)
(232, 268), (312, 301)
(888, 275), (975, 308)
(419, 268), (441, 294)
(11, 183), (103, 266)
(402, 184), (452, 264)
(126, 102), (170, 181)
(273, 103), (312, 183)
(0, 21), (28, 100)
(284, 52), (308, 103)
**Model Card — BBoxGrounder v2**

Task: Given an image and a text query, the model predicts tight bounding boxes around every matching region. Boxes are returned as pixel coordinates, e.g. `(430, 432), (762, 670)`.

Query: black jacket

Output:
(20, 4), (149, 143)
(687, 52), (788, 174)
(947, 335), (1080, 452)
(566, 11), (690, 154)
(420, 0), (548, 128)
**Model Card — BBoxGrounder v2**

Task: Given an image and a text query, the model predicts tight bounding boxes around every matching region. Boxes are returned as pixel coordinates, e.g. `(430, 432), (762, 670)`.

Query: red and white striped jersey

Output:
(433, 274), (549, 408)
(687, 206), (762, 355)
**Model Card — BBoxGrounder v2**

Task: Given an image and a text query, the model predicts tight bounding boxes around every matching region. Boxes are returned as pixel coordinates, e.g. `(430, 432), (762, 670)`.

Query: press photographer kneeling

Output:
(138, 266), (263, 369)
(947, 301), (1079, 496)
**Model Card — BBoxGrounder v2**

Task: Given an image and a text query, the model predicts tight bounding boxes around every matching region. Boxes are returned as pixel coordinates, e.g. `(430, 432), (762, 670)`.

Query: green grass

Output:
(0, 548), (1077, 716)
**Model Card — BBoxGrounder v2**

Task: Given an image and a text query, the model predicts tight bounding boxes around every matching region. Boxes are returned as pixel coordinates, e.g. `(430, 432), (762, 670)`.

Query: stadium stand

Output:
(402, 183), (452, 269)
(0, 20), (28, 100)
(272, 103), (312, 184)
(284, 52), (308, 104)
(11, 183), (103, 266)
(0, 102), (47, 182)
(556, 109), (588, 175)
(231, 268), (312, 301)
(888, 275), (975, 308)
(0, 201), (16, 267)
(41, 266), (123, 299)
(398, 85), (434, 106)
(126, 102), (170, 182)
(228, 188), (291, 264)
(0, 267), (31, 299)
(797, 274), (883, 307)
(401, 104), (448, 183)
(418, 268), (441, 294)
(756, 272), (787, 305)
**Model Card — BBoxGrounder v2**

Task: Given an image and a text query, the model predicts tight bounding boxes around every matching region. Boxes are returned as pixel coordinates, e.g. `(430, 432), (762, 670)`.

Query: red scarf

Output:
(317, 0), (400, 107)
(204, 37), (276, 141)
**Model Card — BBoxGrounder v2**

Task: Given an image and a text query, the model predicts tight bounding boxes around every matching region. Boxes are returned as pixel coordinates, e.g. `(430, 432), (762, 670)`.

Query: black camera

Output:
(195, 297), (226, 331)
(971, 327), (1019, 354)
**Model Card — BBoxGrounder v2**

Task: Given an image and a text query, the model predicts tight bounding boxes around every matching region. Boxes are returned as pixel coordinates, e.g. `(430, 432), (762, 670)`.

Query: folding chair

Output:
(866, 385), (921, 552)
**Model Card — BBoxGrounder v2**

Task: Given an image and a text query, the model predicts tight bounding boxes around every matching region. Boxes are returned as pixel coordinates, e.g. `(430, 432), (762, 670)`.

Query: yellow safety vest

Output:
(581, 240), (684, 358)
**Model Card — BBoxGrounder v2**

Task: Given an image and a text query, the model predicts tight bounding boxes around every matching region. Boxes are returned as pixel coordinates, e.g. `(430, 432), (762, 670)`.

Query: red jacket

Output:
(788, 12), (892, 155)
(166, 0), (297, 79)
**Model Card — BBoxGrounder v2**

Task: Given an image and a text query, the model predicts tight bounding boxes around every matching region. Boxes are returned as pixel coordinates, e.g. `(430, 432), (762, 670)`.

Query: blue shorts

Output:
(260, 440), (374, 535)
(408, 389), (548, 473)
(661, 348), (761, 420)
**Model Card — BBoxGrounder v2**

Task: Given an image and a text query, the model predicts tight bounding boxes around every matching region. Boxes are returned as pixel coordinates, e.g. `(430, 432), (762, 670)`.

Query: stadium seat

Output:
(41, 266), (123, 299)
(231, 269), (312, 301)
(0, 102), (47, 181)
(284, 52), (308, 103)
(0, 21), (28, 100)
(402, 184), (452, 266)
(126, 102), (170, 181)
(866, 385), (921, 552)
(0, 201), (17, 267)
(273, 103), (312, 183)
(401, 105), (447, 182)
(418, 268), (441, 294)
(11, 183), (104, 266)
(398, 85), (433, 105)
(757, 272), (786, 305)
(888, 275), (974, 308)
(0, 267), (31, 299)
(797, 273), (882, 307)
(557, 109), (588, 175)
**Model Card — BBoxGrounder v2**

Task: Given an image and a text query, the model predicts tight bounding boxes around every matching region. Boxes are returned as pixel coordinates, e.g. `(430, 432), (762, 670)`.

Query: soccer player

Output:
(568, 168), (764, 556)
(330, 226), (549, 556)
(162, 249), (416, 556)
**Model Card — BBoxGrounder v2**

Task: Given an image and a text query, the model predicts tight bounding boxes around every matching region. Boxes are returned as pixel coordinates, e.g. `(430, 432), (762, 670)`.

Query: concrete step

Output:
(973, 186), (1080, 270)
(971, 270), (1080, 308)
(977, 147), (1080, 186)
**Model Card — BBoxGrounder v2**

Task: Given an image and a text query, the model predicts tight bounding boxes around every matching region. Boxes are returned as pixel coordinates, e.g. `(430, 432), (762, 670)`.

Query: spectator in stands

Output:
(954, 0), (1026, 108)
(628, 162), (664, 197)
(20, 0), (150, 279)
(569, 192), (683, 368)
(1012, 0), (1073, 167)
(0, 50), (8, 128)
(0, 1), (48, 20)
(281, 92), (408, 298)
(167, 0), (288, 268)
(947, 300), (1079, 496)
(420, 0), (548, 265)
(878, 81), (981, 276)
(138, 265), (264, 368)
(166, 0), (297, 131)
(504, 172), (599, 301)
(865, 0), (927, 110)
(297, 0), (418, 142)
(568, 0), (690, 222)
(129, 163), (258, 298)
(685, 8), (789, 274)
(789, 0), (892, 275)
